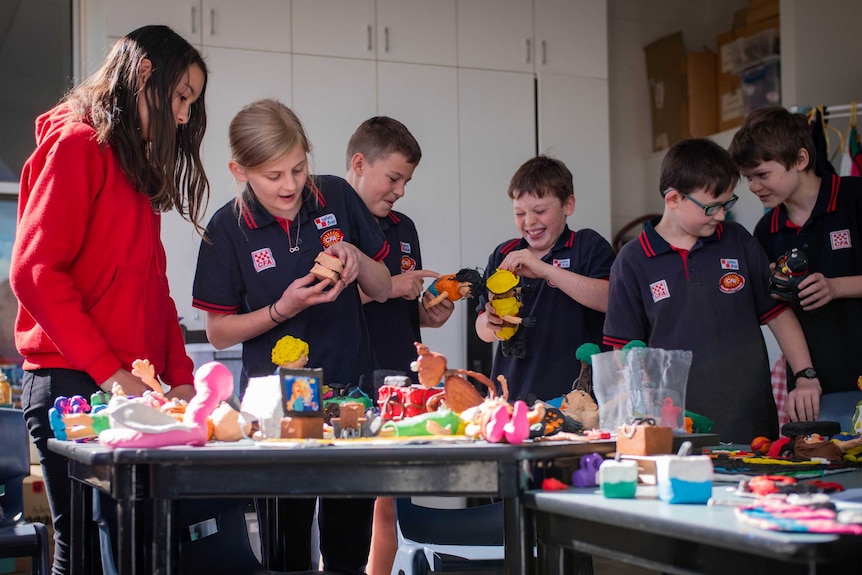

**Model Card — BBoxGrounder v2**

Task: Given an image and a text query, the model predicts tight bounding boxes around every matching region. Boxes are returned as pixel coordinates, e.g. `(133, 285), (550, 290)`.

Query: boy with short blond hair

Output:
(604, 138), (820, 443)
(345, 116), (454, 575)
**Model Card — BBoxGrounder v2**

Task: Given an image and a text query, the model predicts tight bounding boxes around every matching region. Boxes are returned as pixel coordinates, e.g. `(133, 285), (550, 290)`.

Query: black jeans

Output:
(22, 368), (103, 575)
(260, 496), (373, 574)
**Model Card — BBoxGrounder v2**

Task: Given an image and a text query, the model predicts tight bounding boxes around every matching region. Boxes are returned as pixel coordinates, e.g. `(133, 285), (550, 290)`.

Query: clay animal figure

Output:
(424, 268), (484, 308)
(560, 389), (600, 430)
(99, 361), (236, 449)
(571, 453), (603, 487)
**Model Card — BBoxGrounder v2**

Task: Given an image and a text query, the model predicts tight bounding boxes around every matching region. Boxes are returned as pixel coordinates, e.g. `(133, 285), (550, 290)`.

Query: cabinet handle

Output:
(367, 25), (373, 51)
(190, 5), (197, 35)
(384, 26), (389, 52)
(541, 40), (547, 65)
(210, 9), (215, 37)
(526, 38), (531, 63)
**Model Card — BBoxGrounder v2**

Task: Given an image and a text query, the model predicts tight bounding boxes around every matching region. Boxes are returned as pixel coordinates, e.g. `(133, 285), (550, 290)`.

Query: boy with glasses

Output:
(603, 138), (819, 443)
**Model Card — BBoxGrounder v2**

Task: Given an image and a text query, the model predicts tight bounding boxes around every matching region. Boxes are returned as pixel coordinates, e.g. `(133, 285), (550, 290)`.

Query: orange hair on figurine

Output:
(424, 268), (484, 308)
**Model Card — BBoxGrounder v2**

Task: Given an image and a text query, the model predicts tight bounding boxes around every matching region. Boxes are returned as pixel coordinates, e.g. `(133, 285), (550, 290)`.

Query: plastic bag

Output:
(592, 346), (692, 433)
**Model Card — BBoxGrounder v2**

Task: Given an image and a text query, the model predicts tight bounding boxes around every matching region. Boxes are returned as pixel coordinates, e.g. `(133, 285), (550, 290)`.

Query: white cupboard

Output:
(291, 0), (456, 66)
(95, 0), (612, 367)
(457, 0), (608, 78)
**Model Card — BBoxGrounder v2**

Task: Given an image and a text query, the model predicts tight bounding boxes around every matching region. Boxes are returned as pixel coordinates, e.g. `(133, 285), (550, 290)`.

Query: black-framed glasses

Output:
(663, 188), (738, 216)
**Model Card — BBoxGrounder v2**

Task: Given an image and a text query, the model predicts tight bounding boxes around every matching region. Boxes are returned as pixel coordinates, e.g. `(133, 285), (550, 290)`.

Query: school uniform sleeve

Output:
(742, 227), (788, 323)
(192, 202), (246, 315)
(575, 228), (616, 279)
(337, 177), (389, 261)
(603, 242), (649, 347)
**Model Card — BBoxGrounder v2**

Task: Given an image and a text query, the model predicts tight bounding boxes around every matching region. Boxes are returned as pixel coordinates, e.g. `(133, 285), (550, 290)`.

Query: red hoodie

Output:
(10, 104), (193, 388)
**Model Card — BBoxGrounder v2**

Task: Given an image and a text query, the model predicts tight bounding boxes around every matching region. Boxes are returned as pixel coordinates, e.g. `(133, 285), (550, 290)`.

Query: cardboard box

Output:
(645, 32), (717, 151)
(717, 30), (744, 131)
(21, 465), (54, 568)
(747, 0), (779, 25)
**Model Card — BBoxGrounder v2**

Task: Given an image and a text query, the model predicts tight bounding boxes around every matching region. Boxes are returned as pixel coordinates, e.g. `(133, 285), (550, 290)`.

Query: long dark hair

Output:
(66, 25), (209, 232)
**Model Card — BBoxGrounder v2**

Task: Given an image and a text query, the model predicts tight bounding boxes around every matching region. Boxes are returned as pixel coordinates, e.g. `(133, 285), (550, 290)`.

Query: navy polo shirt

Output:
(192, 175), (389, 392)
(754, 174), (862, 395)
(604, 219), (784, 443)
(478, 226), (615, 402)
(363, 211), (423, 381)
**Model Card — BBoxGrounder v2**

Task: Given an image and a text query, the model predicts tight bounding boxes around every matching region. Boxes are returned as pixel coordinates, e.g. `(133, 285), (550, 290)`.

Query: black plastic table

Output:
(50, 437), (617, 575)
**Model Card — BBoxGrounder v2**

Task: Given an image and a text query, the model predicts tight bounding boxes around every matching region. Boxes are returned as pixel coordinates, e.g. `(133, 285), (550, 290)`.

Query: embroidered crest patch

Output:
(719, 272), (745, 294)
(400, 256), (417, 273)
(400, 241), (412, 254)
(252, 248), (276, 272)
(320, 229), (344, 248)
(830, 229), (852, 250)
(650, 279), (670, 302)
(314, 213), (337, 229)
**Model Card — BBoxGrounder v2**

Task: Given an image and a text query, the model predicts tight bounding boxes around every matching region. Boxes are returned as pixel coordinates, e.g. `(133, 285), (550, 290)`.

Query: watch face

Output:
(797, 368), (817, 380)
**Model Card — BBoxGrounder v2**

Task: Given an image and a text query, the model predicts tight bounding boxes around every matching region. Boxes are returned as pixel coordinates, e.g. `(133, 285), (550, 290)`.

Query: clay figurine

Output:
(423, 268), (484, 308)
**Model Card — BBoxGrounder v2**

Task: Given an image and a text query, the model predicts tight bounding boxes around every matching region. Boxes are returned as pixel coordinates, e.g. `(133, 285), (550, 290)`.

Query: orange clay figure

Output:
(424, 268), (484, 308)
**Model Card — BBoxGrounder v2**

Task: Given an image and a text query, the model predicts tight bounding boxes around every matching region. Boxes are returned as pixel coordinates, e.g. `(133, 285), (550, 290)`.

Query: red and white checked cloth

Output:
(771, 354), (790, 431)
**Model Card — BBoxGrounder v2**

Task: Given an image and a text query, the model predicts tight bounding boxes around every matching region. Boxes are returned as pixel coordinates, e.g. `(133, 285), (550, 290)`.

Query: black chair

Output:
(390, 498), (504, 575)
(0, 407), (51, 575)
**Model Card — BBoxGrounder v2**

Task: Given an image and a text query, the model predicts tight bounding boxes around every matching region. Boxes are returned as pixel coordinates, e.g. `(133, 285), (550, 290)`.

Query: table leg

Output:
(152, 498), (178, 574)
(504, 496), (534, 575)
(69, 478), (94, 574)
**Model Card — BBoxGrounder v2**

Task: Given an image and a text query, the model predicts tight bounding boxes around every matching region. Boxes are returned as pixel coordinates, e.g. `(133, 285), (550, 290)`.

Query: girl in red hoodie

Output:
(10, 25), (208, 574)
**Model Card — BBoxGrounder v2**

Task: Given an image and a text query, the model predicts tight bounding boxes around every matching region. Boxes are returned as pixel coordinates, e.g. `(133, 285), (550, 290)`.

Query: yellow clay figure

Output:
(486, 269), (523, 341)
(272, 335), (310, 368)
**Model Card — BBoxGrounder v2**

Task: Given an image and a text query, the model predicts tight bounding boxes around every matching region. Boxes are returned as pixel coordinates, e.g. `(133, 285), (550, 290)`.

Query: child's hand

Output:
(796, 273), (836, 311)
(499, 248), (547, 279)
(482, 301), (503, 333)
(786, 379), (821, 422)
(421, 292), (454, 327)
(278, 272), (346, 317)
(394, 270), (439, 300)
(327, 242), (360, 286)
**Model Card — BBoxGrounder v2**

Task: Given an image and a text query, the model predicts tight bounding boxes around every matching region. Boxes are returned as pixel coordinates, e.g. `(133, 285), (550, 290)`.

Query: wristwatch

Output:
(793, 367), (818, 381)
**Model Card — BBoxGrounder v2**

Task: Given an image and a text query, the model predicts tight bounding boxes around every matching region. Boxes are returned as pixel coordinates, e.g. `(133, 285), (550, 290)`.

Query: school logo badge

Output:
(720, 258), (739, 270)
(314, 213), (337, 230)
(650, 279), (670, 302)
(251, 248), (276, 272)
(719, 272), (745, 294)
(400, 242), (412, 254)
(400, 256), (417, 273)
(552, 258), (571, 268)
(320, 228), (344, 248)
(830, 229), (852, 250)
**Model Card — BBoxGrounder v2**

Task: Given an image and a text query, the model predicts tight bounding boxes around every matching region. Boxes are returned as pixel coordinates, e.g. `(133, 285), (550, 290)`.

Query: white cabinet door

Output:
(538, 73), (611, 240)
(376, 0), (457, 66)
(201, 0), (292, 52)
(457, 0), (533, 73)
(534, 0), (608, 78)
(291, 55), (377, 177)
(458, 68), (536, 274)
(106, 0), (202, 45)
(378, 62), (461, 364)
(291, 0), (376, 60)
